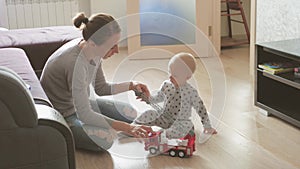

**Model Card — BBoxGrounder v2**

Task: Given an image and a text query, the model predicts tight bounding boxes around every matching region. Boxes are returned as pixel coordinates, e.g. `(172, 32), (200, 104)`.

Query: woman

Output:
(40, 12), (152, 151)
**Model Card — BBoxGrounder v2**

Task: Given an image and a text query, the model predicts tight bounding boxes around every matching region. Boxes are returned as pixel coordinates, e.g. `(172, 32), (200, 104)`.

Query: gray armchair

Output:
(0, 67), (75, 169)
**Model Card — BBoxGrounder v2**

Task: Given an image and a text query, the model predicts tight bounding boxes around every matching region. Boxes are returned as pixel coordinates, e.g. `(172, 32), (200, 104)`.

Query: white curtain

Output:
(0, 0), (9, 28)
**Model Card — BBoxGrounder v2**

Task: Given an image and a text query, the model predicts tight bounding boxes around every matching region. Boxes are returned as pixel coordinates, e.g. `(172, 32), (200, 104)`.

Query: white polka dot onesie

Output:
(134, 80), (212, 139)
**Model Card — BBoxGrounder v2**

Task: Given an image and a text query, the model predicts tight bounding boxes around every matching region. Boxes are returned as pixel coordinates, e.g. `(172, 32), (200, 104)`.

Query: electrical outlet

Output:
(208, 26), (212, 36)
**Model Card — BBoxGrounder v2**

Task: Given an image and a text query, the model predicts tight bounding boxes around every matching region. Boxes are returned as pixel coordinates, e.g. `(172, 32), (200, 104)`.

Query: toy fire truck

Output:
(134, 90), (196, 158)
(144, 129), (196, 158)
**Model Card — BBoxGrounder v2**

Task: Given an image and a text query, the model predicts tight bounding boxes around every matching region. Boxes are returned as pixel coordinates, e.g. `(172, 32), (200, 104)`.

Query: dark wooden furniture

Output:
(221, 0), (250, 47)
(0, 26), (80, 77)
(255, 39), (300, 128)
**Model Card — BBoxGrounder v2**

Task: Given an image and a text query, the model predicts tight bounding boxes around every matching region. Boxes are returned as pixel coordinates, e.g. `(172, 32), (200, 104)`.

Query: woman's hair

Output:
(73, 12), (121, 45)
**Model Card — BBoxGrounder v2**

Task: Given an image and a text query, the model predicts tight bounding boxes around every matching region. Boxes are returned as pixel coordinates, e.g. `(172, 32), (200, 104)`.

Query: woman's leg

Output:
(92, 97), (137, 123)
(66, 114), (113, 151)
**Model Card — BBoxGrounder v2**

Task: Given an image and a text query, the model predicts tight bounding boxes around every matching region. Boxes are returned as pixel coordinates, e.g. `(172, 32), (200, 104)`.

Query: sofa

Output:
(0, 26), (81, 169)
(0, 26), (81, 77)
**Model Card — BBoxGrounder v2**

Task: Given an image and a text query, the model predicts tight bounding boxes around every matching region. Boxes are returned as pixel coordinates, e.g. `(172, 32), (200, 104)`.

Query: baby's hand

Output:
(203, 128), (217, 134)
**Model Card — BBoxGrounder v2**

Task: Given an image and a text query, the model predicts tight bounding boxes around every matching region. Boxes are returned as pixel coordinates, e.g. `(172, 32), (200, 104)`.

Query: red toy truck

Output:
(144, 130), (196, 158)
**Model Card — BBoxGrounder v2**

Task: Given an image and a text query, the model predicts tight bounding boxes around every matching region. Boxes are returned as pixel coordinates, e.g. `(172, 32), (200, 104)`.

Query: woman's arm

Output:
(94, 63), (150, 96)
(72, 57), (114, 128)
(72, 58), (153, 139)
(93, 63), (127, 95)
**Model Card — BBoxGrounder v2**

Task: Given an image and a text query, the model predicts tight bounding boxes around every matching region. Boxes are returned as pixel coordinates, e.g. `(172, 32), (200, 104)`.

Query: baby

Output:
(134, 52), (217, 139)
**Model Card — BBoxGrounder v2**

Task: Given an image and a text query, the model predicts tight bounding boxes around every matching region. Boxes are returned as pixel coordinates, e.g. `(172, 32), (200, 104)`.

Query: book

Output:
(258, 62), (298, 75)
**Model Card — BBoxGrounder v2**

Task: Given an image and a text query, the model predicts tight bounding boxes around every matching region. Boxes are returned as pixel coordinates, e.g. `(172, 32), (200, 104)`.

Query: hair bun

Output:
(83, 17), (89, 24)
(73, 13), (89, 28)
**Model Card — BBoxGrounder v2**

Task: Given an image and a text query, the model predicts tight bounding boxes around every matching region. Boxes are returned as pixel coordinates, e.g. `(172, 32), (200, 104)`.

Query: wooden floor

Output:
(75, 45), (300, 169)
(221, 35), (249, 48)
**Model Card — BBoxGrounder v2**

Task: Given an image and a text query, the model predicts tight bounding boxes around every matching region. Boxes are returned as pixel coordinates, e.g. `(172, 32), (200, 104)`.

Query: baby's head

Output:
(168, 52), (196, 87)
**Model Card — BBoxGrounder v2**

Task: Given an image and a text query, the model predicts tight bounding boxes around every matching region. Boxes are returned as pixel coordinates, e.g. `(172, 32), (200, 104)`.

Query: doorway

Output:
(220, 0), (251, 48)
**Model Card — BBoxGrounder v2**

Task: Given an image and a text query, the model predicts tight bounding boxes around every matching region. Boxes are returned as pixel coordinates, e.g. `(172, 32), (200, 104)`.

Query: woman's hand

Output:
(112, 121), (153, 141)
(127, 124), (153, 139)
(130, 81), (150, 96)
(130, 81), (150, 102)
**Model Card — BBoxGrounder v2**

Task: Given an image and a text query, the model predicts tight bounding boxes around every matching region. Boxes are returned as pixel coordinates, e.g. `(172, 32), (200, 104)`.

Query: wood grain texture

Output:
(75, 46), (300, 169)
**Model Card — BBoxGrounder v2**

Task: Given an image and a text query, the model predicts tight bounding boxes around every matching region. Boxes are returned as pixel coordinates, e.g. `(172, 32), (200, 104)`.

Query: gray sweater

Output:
(40, 38), (130, 127)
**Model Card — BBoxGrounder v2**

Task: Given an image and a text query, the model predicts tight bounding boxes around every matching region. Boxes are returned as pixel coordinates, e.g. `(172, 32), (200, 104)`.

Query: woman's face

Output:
(102, 33), (120, 60)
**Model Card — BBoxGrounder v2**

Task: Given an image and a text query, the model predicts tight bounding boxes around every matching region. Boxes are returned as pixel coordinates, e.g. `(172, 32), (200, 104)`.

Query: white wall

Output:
(90, 0), (127, 47)
(78, 0), (90, 16)
(256, 0), (300, 43)
(90, 0), (127, 19)
(250, 0), (300, 77)
(221, 0), (251, 37)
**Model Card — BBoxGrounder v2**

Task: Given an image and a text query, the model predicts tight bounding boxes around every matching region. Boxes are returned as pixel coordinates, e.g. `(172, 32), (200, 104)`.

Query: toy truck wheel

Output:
(168, 150), (177, 157)
(149, 147), (158, 155)
(178, 150), (185, 158)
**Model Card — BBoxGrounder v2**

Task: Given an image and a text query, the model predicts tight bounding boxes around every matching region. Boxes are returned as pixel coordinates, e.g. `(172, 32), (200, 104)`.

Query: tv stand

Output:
(255, 39), (300, 128)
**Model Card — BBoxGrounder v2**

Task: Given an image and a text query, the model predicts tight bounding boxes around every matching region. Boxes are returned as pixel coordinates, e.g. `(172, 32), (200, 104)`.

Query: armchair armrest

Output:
(35, 104), (76, 169)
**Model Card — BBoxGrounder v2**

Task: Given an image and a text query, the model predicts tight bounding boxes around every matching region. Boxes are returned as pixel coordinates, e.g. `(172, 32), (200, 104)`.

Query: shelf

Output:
(256, 70), (300, 127)
(262, 47), (300, 62)
(259, 70), (300, 90)
(257, 39), (300, 60)
(255, 40), (300, 128)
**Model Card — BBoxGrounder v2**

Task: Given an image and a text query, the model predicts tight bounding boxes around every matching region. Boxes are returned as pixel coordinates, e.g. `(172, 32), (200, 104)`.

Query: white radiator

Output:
(5, 0), (79, 29)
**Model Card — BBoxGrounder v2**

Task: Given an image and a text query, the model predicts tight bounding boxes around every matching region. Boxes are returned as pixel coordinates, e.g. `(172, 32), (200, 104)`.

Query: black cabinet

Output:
(255, 39), (300, 128)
